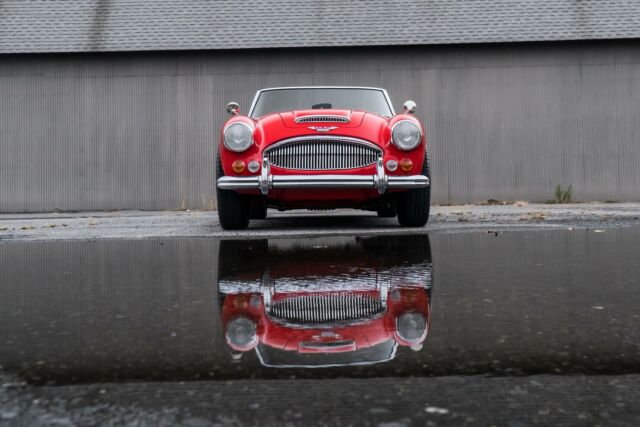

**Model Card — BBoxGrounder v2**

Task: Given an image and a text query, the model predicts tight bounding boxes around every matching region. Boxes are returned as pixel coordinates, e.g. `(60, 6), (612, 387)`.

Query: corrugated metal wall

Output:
(1, 41), (640, 211)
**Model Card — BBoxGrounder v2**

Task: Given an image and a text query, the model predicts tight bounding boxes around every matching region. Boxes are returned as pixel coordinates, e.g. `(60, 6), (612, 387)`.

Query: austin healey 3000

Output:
(216, 87), (430, 229)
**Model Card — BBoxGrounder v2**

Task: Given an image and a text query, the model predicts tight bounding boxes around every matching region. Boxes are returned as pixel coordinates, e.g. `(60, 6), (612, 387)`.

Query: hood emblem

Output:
(308, 126), (338, 132)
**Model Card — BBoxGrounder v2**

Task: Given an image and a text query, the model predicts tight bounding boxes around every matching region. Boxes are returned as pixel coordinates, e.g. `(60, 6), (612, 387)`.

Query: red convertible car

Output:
(218, 236), (432, 368)
(216, 87), (430, 229)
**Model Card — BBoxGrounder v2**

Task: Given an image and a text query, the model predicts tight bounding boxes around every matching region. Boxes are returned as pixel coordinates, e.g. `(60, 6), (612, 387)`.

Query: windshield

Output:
(250, 88), (394, 118)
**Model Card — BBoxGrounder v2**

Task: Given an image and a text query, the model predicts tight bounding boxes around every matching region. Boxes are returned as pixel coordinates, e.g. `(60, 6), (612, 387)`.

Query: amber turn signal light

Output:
(232, 160), (246, 173)
(399, 158), (413, 172)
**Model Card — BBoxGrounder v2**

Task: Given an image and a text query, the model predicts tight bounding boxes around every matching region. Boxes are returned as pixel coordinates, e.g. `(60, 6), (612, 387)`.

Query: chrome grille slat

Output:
(269, 293), (385, 325)
(265, 137), (381, 171)
(295, 115), (350, 124)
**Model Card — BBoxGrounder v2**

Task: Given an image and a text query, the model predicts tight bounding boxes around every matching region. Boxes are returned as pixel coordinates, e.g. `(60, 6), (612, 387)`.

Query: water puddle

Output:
(0, 228), (638, 384)
(219, 236), (432, 369)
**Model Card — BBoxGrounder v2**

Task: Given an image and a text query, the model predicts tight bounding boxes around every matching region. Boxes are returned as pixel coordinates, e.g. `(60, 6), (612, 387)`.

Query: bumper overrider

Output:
(217, 157), (430, 196)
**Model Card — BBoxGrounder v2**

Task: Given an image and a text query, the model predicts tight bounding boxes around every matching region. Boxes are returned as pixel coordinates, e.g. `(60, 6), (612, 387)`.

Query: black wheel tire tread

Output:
(397, 155), (431, 227)
(216, 156), (250, 230)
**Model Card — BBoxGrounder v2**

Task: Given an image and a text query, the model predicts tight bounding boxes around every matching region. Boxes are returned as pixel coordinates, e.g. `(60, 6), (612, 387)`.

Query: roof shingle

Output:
(1, 0), (640, 54)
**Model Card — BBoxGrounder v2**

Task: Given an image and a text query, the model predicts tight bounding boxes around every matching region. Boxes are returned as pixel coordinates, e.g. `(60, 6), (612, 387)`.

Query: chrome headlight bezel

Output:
(396, 311), (427, 342)
(223, 122), (254, 153)
(391, 120), (422, 151)
(225, 316), (258, 349)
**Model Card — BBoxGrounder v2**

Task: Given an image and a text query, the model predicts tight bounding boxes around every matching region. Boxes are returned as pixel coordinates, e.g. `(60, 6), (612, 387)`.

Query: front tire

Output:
(216, 156), (250, 230)
(397, 155), (431, 227)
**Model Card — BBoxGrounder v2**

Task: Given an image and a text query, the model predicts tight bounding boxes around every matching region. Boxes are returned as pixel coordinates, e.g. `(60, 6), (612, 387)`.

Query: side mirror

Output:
(403, 100), (417, 115)
(226, 101), (240, 116)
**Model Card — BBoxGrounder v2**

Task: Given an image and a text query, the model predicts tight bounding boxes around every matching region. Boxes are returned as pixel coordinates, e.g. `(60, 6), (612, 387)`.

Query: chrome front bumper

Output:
(217, 157), (430, 196)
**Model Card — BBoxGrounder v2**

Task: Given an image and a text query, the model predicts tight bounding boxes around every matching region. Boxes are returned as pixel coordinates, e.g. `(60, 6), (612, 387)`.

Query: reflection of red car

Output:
(215, 87), (431, 229)
(218, 236), (432, 367)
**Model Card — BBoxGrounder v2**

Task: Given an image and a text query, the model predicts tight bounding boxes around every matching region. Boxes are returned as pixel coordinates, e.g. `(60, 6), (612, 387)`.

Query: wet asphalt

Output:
(1, 203), (640, 241)
(0, 209), (639, 426)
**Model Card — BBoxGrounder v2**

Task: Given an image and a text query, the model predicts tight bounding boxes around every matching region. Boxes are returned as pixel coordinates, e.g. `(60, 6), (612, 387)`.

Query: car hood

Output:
(254, 109), (391, 146)
(255, 340), (397, 367)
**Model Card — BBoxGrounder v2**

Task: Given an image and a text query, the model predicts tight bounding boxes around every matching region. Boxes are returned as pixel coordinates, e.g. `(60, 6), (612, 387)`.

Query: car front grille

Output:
(268, 293), (385, 326)
(265, 136), (381, 171)
(295, 115), (350, 123)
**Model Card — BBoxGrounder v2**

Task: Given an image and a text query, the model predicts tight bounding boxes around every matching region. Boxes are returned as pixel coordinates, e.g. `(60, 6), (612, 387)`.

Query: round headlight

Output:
(391, 120), (422, 150)
(223, 122), (254, 152)
(396, 312), (427, 342)
(225, 316), (257, 348)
